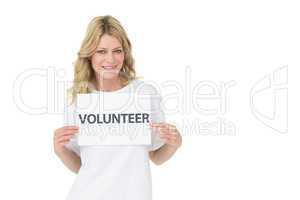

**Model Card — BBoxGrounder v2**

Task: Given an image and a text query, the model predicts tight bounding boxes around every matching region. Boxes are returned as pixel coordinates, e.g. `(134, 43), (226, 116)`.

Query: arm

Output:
(55, 148), (81, 174)
(53, 126), (81, 174)
(149, 123), (182, 165)
(149, 144), (180, 165)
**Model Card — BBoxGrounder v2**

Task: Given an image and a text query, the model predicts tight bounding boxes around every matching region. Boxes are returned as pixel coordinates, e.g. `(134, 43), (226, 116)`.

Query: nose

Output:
(105, 52), (115, 64)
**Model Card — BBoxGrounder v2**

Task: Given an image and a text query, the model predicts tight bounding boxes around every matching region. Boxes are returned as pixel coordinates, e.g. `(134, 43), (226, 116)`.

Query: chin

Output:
(100, 71), (120, 80)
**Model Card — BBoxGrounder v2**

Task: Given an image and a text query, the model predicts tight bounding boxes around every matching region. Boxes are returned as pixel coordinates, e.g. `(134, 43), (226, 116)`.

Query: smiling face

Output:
(91, 34), (125, 80)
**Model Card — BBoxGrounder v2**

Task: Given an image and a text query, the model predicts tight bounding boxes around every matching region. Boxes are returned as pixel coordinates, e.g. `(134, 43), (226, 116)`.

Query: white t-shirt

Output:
(63, 80), (165, 200)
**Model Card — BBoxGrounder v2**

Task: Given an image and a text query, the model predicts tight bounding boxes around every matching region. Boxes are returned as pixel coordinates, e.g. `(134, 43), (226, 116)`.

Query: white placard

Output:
(76, 93), (152, 146)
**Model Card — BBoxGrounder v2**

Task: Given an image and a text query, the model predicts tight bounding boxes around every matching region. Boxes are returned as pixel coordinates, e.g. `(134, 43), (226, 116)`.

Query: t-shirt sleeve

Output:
(63, 100), (81, 157)
(148, 90), (165, 152)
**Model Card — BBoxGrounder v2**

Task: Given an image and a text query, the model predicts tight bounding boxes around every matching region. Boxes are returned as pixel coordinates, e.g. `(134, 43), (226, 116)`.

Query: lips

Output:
(102, 66), (116, 70)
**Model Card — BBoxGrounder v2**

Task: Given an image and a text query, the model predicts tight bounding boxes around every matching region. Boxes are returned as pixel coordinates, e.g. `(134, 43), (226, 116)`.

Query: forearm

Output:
(55, 149), (81, 174)
(150, 144), (179, 165)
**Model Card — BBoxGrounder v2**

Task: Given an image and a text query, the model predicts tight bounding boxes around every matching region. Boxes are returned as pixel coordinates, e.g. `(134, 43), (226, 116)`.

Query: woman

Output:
(53, 15), (182, 200)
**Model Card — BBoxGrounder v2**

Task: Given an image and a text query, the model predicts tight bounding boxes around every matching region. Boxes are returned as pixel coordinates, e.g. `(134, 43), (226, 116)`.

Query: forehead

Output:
(97, 34), (122, 49)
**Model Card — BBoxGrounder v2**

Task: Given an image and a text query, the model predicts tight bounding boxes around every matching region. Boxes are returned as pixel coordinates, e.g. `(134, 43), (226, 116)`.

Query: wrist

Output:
(165, 143), (180, 151)
(54, 147), (69, 156)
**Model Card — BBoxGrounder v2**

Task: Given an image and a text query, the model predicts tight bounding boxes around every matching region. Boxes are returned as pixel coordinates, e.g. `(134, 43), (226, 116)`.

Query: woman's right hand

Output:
(53, 126), (79, 155)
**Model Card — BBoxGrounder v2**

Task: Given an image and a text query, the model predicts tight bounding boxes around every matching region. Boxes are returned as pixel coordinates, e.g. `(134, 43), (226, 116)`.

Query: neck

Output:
(94, 75), (123, 92)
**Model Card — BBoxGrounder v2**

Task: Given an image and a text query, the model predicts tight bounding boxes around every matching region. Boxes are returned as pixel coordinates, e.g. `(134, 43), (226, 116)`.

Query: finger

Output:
(149, 122), (166, 128)
(164, 123), (176, 129)
(151, 123), (176, 131)
(159, 133), (177, 140)
(55, 131), (77, 140)
(159, 132), (177, 137)
(56, 126), (78, 134)
(160, 137), (175, 144)
(58, 141), (69, 147)
(58, 135), (74, 143)
(149, 125), (163, 132)
(57, 134), (73, 142)
(63, 130), (79, 135)
(157, 128), (179, 136)
(61, 129), (79, 135)
(63, 126), (79, 130)
(159, 128), (177, 134)
(59, 139), (71, 145)
(150, 125), (173, 132)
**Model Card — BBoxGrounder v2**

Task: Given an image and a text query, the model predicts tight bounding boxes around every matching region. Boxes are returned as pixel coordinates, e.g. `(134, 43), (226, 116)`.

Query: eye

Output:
(114, 49), (123, 53)
(96, 50), (106, 54)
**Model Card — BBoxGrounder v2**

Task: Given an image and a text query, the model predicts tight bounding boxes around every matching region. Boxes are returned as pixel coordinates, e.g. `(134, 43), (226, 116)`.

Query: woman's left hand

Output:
(150, 123), (182, 149)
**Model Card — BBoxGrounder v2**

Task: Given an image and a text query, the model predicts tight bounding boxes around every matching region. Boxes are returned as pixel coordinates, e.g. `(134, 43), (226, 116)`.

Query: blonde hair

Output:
(68, 15), (136, 104)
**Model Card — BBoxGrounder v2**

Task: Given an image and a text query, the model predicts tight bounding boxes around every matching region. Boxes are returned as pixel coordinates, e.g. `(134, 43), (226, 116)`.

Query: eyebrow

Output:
(97, 47), (123, 50)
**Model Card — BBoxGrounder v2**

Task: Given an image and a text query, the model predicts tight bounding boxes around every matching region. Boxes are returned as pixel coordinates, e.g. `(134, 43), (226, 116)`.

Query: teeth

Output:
(102, 66), (115, 69)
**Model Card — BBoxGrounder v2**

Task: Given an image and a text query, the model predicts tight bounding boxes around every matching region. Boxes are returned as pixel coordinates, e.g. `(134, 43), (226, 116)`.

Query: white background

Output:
(0, 0), (299, 199)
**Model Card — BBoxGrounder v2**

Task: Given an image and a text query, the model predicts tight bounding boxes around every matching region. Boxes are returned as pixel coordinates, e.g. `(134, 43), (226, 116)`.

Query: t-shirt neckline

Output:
(91, 80), (135, 94)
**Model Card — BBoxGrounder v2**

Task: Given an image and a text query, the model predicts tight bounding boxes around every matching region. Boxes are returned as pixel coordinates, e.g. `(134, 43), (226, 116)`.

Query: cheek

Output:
(116, 54), (125, 64)
(91, 56), (104, 66)
(91, 57), (105, 72)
